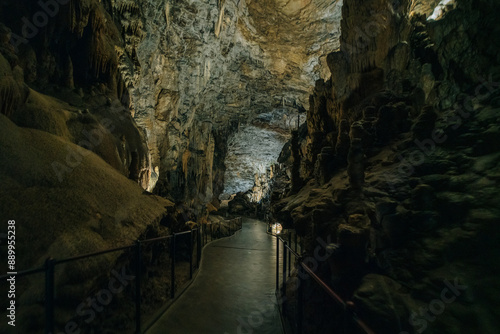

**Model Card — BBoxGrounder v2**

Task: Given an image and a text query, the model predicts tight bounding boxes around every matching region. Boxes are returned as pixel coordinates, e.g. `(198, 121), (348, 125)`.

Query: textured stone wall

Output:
(272, 0), (500, 332)
(1, 0), (344, 211)
(0, 0), (152, 188)
(112, 0), (343, 207)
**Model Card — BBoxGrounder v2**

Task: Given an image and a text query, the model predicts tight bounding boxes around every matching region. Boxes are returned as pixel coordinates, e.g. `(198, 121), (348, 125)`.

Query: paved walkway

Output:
(146, 218), (283, 334)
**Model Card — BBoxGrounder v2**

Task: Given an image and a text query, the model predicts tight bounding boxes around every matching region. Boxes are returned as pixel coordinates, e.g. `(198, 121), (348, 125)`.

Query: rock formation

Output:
(271, 0), (500, 333)
(1, 0), (499, 333)
(114, 0), (343, 205)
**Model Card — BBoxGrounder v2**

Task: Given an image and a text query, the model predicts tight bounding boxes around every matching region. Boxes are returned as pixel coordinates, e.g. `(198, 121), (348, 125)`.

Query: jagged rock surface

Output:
(271, 0), (500, 333)
(114, 0), (343, 205)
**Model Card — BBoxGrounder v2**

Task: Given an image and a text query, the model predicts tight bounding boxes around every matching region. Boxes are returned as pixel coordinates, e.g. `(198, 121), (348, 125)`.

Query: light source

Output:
(272, 223), (282, 235)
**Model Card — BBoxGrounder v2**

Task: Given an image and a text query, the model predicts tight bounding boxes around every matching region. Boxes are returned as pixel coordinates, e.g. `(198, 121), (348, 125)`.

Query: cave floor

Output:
(146, 218), (283, 334)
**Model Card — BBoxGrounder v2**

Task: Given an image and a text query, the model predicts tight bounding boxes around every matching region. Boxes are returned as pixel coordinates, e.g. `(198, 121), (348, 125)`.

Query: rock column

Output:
(314, 146), (335, 186)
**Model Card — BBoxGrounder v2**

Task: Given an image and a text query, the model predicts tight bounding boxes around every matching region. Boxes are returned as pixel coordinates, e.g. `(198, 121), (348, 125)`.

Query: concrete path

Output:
(146, 218), (283, 334)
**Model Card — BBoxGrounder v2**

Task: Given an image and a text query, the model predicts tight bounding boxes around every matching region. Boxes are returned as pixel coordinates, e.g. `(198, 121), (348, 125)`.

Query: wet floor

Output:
(146, 218), (283, 334)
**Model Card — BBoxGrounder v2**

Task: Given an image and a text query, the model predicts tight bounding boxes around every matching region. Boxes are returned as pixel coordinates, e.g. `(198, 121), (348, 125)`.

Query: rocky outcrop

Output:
(272, 0), (500, 333)
(227, 192), (256, 217)
(0, 1), (152, 188)
(0, 113), (176, 333)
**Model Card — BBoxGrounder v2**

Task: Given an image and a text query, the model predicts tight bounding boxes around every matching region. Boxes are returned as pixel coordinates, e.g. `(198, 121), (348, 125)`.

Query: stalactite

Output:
(215, 1), (226, 38)
(165, 2), (171, 27)
(115, 0), (140, 15)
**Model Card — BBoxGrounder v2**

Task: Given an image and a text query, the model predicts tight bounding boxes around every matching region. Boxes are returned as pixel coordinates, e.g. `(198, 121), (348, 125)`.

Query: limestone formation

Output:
(270, 0), (500, 333)
(314, 146), (335, 186)
(114, 0), (343, 205)
(1, 0), (500, 333)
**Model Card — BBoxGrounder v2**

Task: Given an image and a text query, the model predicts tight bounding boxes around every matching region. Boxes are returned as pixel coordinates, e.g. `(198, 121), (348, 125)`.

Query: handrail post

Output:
(283, 241), (288, 315)
(288, 233), (292, 277)
(45, 258), (55, 334)
(297, 261), (304, 334)
(295, 232), (298, 253)
(197, 228), (202, 268)
(283, 241), (287, 292)
(276, 237), (280, 291)
(135, 240), (142, 334)
(171, 234), (176, 299)
(189, 229), (193, 279)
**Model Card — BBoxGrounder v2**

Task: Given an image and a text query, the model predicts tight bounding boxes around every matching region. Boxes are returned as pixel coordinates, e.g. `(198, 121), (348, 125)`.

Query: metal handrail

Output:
(300, 263), (345, 306)
(55, 245), (134, 265)
(278, 236), (301, 258)
(276, 234), (376, 334)
(4, 224), (232, 273)
(0, 266), (45, 280)
(174, 230), (194, 236)
(139, 234), (172, 244)
(1, 216), (242, 334)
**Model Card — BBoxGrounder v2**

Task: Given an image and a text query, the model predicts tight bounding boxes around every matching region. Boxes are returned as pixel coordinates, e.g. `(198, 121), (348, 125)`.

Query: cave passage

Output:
(222, 124), (289, 199)
(1, 0), (500, 332)
(146, 218), (282, 334)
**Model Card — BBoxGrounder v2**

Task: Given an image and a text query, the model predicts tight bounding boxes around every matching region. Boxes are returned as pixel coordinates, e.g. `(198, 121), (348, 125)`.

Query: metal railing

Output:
(274, 234), (375, 334)
(0, 217), (243, 334)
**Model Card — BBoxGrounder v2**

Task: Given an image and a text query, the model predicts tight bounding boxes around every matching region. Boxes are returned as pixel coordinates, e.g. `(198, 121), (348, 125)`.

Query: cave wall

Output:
(114, 0), (344, 208)
(0, 3), (183, 331)
(303, 0), (414, 179)
(1, 0), (347, 214)
(0, 0), (153, 188)
(272, 0), (500, 333)
(299, 0), (500, 181)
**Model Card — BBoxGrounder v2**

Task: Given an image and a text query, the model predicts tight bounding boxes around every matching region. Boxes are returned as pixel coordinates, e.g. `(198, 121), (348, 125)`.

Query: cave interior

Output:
(1, 0), (500, 333)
